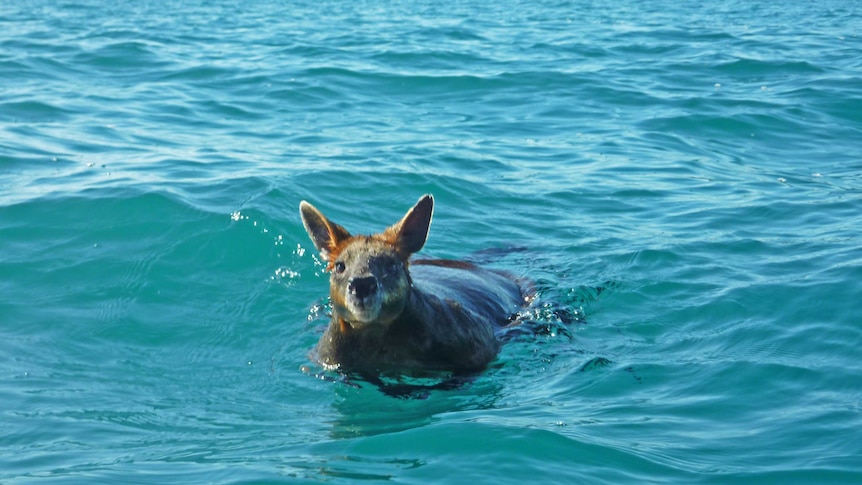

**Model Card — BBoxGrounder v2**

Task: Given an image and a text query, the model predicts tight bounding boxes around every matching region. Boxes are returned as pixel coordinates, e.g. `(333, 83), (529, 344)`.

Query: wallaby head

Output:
(299, 195), (434, 330)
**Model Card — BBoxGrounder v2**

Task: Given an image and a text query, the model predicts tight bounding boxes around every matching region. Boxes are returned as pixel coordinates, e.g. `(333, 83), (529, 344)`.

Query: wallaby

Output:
(300, 194), (524, 374)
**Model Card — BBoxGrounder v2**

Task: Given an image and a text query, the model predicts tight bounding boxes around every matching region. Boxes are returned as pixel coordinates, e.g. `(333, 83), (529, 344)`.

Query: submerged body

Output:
(300, 195), (525, 375)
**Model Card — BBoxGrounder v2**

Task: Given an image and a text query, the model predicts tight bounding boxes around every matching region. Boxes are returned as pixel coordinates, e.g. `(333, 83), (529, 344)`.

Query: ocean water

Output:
(2, 0), (861, 482)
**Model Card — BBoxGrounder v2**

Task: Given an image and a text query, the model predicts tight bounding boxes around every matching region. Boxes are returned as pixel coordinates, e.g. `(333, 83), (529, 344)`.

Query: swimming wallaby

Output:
(300, 194), (524, 374)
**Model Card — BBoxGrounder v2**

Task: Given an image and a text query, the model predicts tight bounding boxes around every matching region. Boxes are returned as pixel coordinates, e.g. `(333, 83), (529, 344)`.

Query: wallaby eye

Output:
(386, 261), (402, 276)
(334, 261), (346, 274)
(377, 260), (401, 280)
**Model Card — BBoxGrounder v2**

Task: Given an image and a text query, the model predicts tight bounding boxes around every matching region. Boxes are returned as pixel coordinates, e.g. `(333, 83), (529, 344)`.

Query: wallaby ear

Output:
(385, 194), (434, 257)
(299, 201), (351, 261)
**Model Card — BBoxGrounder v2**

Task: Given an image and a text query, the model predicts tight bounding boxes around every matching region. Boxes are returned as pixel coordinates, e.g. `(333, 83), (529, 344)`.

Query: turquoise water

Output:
(2, 0), (862, 482)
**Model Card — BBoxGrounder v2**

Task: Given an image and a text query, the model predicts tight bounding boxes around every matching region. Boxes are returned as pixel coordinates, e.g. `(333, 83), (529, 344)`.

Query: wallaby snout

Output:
(348, 276), (379, 301)
(333, 248), (408, 326)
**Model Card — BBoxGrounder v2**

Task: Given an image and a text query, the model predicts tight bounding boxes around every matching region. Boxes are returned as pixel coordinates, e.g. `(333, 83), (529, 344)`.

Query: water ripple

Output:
(2, 0), (862, 482)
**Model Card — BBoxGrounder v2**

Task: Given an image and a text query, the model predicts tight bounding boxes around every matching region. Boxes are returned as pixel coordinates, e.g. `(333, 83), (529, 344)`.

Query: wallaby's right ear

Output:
(299, 201), (351, 261)
(383, 194), (434, 258)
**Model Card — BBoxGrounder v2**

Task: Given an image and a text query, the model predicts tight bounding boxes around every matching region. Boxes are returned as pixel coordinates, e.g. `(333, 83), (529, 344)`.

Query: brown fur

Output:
(300, 194), (524, 374)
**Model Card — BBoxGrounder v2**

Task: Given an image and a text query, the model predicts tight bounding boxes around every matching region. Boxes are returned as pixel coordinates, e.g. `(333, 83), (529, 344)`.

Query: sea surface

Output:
(2, 1), (861, 483)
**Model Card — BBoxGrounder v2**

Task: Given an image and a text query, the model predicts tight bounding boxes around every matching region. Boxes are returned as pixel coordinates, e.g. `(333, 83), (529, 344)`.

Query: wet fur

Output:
(300, 194), (524, 375)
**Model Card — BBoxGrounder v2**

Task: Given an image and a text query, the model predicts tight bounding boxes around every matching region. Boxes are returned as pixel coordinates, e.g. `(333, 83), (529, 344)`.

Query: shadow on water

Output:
(322, 371), (505, 439)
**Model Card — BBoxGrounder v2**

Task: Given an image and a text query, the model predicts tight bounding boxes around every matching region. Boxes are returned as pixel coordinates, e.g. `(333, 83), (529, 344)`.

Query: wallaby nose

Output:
(348, 276), (378, 300)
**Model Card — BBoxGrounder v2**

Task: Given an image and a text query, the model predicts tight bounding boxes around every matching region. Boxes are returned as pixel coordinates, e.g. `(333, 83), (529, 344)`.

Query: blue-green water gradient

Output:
(2, 1), (861, 483)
